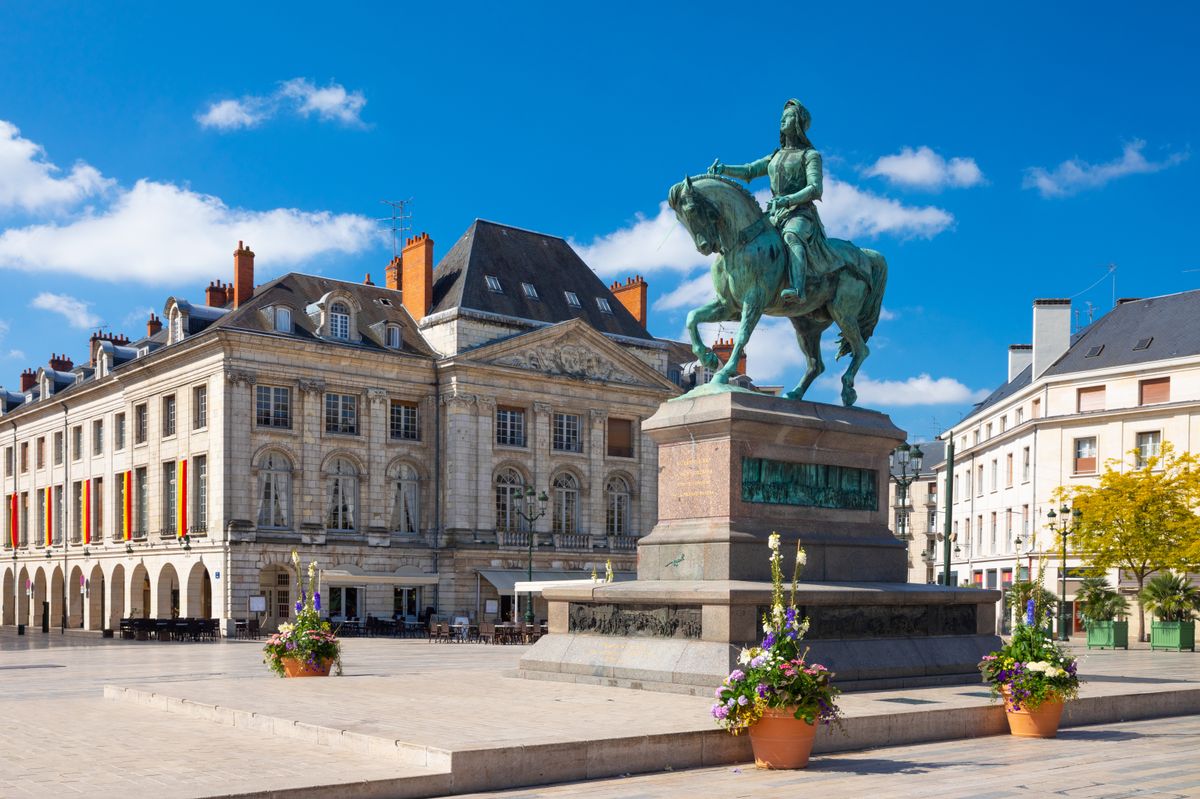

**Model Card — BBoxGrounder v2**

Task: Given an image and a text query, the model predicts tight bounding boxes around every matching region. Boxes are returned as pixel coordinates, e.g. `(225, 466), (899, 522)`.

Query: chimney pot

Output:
(147, 313), (162, 338)
(234, 242), (255, 308)
(20, 369), (36, 392)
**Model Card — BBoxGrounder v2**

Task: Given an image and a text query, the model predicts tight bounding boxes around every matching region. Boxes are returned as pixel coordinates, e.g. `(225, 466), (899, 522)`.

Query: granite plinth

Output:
(638, 391), (907, 583)
(520, 580), (1002, 693)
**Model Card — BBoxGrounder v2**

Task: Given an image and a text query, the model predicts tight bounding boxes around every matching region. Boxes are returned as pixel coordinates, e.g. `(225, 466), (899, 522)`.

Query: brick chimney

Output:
(234, 241), (255, 308)
(610, 275), (648, 326)
(385, 256), (402, 292)
(400, 233), (434, 320)
(48, 353), (73, 373)
(205, 280), (229, 307)
(711, 337), (746, 376)
(19, 369), (36, 392)
(147, 313), (162, 338)
(363, 272), (375, 286)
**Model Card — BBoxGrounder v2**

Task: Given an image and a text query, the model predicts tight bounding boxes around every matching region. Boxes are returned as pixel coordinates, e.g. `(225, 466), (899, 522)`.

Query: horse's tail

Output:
(836, 250), (887, 359)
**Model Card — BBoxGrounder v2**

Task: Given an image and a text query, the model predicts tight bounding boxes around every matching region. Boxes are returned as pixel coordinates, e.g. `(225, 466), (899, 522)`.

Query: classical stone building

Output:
(1, 220), (684, 634)
(886, 440), (945, 584)
(934, 292), (1200, 635)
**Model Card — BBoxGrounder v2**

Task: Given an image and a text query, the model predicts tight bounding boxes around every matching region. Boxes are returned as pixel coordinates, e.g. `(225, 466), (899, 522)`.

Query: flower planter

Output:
(1085, 620), (1128, 650)
(1150, 620), (1196, 652)
(1001, 687), (1063, 738)
(748, 707), (817, 769)
(281, 657), (333, 678)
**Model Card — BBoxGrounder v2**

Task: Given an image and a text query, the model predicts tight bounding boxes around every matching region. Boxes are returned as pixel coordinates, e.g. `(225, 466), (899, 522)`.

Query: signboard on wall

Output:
(249, 596), (267, 613)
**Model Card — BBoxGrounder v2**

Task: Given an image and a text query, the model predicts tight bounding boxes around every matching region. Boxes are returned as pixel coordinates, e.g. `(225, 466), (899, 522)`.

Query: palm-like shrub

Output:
(1075, 576), (1129, 626)
(1140, 572), (1200, 622)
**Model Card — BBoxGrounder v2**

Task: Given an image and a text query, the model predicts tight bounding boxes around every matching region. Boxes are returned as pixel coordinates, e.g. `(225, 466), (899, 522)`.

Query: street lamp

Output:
(1046, 503), (1082, 641)
(512, 486), (549, 624)
(889, 443), (924, 541)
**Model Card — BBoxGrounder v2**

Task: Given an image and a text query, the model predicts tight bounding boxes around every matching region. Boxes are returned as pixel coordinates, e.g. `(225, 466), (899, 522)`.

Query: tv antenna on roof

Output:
(379, 199), (413, 259)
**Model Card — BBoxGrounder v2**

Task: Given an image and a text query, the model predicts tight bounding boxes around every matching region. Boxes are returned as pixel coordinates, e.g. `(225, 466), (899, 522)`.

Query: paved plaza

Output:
(0, 629), (1197, 798)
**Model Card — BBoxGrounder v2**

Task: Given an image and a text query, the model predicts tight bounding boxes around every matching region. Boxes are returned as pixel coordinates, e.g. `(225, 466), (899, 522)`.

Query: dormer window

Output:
(329, 302), (351, 340)
(170, 312), (184, 343)
(485, 275), (503, 293)
(274, 307), (292, 333)
(386, 325), (402, 349)
(596, 297), (613, 314)
(565, 291), (581, 308)
(522, 282), (539, 300)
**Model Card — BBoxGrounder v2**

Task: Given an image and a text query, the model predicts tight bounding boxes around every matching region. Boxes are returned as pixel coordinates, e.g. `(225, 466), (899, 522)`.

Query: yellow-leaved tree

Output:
(1055, 444), (1200, 642)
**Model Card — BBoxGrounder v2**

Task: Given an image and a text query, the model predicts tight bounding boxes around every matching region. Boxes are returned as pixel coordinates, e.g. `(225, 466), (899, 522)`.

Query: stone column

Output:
(637, 419), (656, 538)
(297, 380), (325, 534)
(587, 409), (607, 543)
(475, 397), (496, 536)
(531, 402), (551, 535)
(366, 388), (389, 546)
(223, 369), (258, 541)
(440, 393), (476, 536)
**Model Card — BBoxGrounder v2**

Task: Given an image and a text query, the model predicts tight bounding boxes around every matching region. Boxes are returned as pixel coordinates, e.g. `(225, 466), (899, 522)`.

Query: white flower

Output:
(768, 533), (781, 551)
(291, 550), (300, 567)
(738, 648), (752, 665)
(1025, 661), (1048, 673)
(796, 545), (807, 566)
(277, 622), (294, 636)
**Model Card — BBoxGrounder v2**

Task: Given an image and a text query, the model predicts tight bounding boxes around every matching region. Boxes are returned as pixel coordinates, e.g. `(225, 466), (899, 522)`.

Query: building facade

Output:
(887, 440), (945, 584)
(934, 293), (1200, 635)
(1, 221), (686, 634)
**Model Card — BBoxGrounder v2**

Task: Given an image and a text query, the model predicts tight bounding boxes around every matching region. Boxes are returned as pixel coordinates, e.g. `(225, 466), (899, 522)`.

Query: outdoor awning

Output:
(477, 569), (635, 594)
(320, 569), (440, 586)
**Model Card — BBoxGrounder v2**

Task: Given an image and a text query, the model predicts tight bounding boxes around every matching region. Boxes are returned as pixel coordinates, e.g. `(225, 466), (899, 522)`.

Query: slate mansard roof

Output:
(428, 220), (656, 342)
(965, 289), (1200, 421)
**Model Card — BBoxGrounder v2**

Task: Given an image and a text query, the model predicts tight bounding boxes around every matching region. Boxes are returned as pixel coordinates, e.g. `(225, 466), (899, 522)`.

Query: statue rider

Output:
(709, 99), (838, 303)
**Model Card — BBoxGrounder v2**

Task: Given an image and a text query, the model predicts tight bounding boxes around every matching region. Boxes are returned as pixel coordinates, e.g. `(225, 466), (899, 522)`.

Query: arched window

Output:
(605, 476), (630, 536)
(329, 301), (351, 340)
(391, 463), (420, 534)
(170, 310), (184, 343)
(326, 457), (357, 531)
(494, 468), (526, 532)
(552, 473), (578, 535)
(257, 452), (292, 529)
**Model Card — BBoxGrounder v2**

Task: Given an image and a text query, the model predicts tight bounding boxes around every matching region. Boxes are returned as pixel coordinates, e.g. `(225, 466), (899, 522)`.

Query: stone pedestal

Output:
(519, 391), (1001, 694)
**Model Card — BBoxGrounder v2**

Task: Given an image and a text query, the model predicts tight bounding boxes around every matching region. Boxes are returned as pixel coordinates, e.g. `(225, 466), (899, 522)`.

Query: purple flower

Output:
(763, 633), (776, 648)
(750, 655), (766, 668)
(286, 641), (295, 650)
(737, 695), (749, 706)
(711, 704), (729, 719)
(728, 669), (745, 682)
(785, 608), (796, 624)
(755, 683), (768, 698)
(295, 599), (303, 613)
(1026, 599), (1036, 626)
(314, 592), (321, 611)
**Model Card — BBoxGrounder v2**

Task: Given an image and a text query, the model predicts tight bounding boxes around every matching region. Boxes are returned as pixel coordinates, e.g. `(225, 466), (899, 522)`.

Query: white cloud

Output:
(653, 272), (715, 311)
(817, 177), (954, 239)
(878, 307), (897, 322)
(863, 146), (985, 190)
(839, 372), (991, 407)
(0, 121), (113, 212)
(197, 78), (367, 131)
(122, 306), (156, 328)
(3, 349), (23, 360)
(696, 317), (807, 384)
(1024, 140), (1188, 198)
(0, 178), (377, 284)
(31, 292), (101, 329)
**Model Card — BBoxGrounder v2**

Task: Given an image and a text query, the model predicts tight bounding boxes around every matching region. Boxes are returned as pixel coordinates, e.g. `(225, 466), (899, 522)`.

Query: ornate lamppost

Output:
(1046, 503), (1081, 641)
(513, 486), (548, 623)
(889, 443), (924, 541)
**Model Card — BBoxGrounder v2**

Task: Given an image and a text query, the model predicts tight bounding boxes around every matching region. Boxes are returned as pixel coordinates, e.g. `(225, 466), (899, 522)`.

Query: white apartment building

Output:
(1, 220), (703, 635)
(935, 293), (1200, 635)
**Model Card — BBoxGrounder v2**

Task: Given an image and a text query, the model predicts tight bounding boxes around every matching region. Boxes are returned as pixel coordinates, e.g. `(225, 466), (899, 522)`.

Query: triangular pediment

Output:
(452, 319), (679, 392)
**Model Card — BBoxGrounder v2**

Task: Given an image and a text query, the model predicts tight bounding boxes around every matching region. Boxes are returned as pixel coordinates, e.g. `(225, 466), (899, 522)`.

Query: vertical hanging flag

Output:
(82, 480), (91, 546)
(122, 472), (132, 542)
(177, 459), (187, 538)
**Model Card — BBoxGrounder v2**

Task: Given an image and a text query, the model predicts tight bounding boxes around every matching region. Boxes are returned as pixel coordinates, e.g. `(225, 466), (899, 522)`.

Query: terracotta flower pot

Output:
(748, 707), (817, 769)
(281, 656), (332, 678)
(1001, 687), (1063, 738)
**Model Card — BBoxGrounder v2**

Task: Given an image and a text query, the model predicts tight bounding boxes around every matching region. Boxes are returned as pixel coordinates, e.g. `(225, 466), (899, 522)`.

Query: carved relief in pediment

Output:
(493, 343), (640, 385)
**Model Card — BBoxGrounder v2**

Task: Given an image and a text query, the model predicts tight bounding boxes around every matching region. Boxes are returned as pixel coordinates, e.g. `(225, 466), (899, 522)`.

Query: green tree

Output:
(1056, 444), (1200, 642)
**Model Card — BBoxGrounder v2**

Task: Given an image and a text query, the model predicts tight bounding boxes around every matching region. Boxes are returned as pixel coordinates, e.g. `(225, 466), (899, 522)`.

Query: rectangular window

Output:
(134, 404), (148, 444)
(1022, 504), (1030, 539)
(162, 461), (176, 535)
(485, 275), (503, 293)
(999, 416), (1007, 434)
(20, 442), (28, 472)
(552, 412), (582, 453)
(1005, 509), (1013, 550)
(1077, 385), (1106, 413)
(389, 400), (420, 441)
(496, 407), (526, 447)
(3, 446), (11, 477)
(973, 430), (980, 446)
(976, 465), (983, 497)
(53, 432), (63, 466)
(115, 413), (126, 449)
(521, 282), (539, 299)
(596, 297), (613, 314)
(93, 477), (104, 541)
(986, 423), (992, 439)
(990, 512), (997, 552)
(1031, 398), (1042, 419)
(193, 385), (207, 429)
(71, 426), (82, 461)
(1022, 447), (1031, 482)
(1015, 407), (1024, 425)
(162, 395), (176, 437)
(1139, 377), (1170, 406)
(134, 467), (148, 538)
(255, 386), (292, 428)
(71, 481), (83, 543)
(1135, 431), (1161, 468)
(92, 419), (103, 456)
(1073, 437), (1098, 474)
(53, 485), (63, 545)
(325, 393), (359, 435)
(607, 418), (634, 458)
(990, 459), (997, 491)
(564, 291), (581, 308)
(193, 455), (208, 533)
(1005, 453), (1013, 487)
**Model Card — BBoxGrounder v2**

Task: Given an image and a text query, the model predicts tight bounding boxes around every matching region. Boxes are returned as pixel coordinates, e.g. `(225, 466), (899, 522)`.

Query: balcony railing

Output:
(553, 533), (592, 551)
(608, 534), (638, 551)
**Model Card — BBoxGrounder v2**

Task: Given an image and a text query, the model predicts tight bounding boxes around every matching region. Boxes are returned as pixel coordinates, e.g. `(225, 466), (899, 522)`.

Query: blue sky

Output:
(0, 2), (1196, 441)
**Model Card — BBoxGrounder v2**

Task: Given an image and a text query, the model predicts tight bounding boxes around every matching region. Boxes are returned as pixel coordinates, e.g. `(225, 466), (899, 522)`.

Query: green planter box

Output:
(1150, 620), (1196, 652)
(1086, 620), (1128, 650)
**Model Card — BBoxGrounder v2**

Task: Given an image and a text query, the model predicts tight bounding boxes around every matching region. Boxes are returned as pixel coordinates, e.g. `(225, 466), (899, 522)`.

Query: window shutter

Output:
(607, 419), (633, 458)
(1139, 377), (1170, 405)
(1076, 386), (1106, 413)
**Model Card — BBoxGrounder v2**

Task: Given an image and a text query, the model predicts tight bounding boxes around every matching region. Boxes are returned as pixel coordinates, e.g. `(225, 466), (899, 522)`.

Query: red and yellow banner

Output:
(176, 459), (187, 538)
(82, 480), (92, 545)
(8, 493), (16, 549)
(122, 471), (132, 541)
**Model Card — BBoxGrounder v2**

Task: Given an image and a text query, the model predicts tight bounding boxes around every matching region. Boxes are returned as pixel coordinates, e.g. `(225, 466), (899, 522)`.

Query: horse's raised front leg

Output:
(686, 298), (734, 370)
(713, 295), (764, 384)
(785, 317), (829, 400)
(829, 303), (868, 407)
